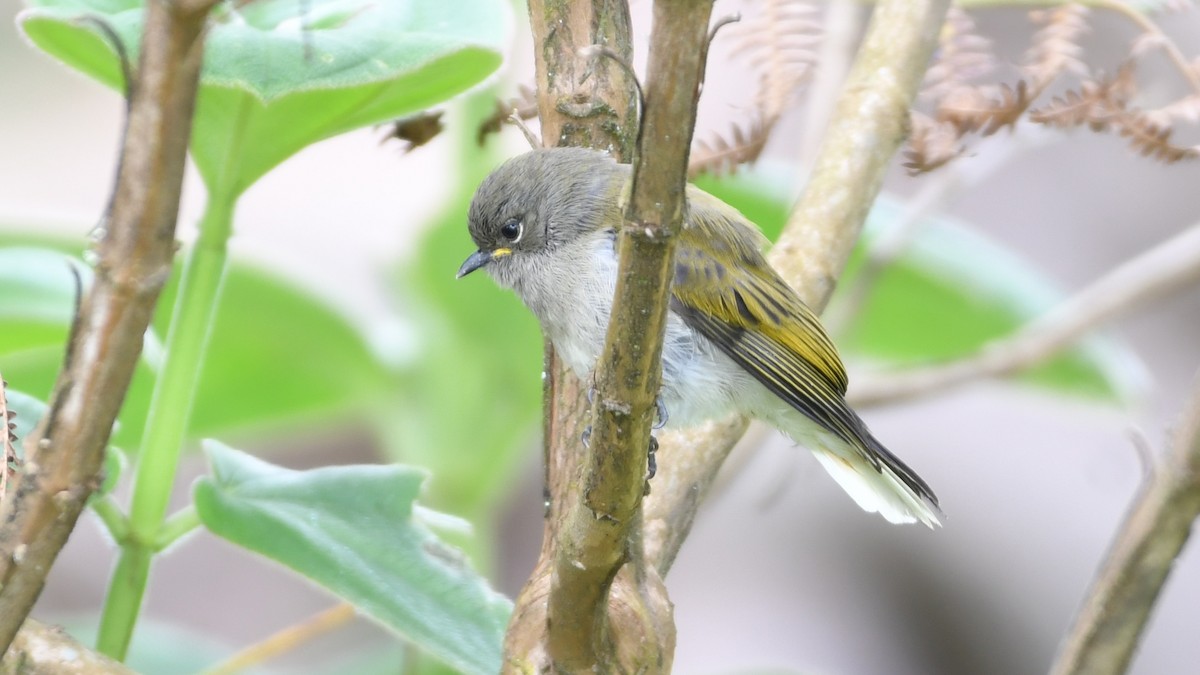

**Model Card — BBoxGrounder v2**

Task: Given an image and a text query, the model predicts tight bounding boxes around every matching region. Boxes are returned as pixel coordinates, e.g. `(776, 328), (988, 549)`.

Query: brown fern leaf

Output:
(689, 118), (770, 177)
(1022, 5), (1090, 89)
(477, 84), (538, 145)
(1, 376), (16, 502)
(1114, 113), (1200, 162)
(902, 112), (965, 175)
(728, 0), (821, 122)
(1030, 65), (1135, 131)
(922, 7), (997, 103)
(1143, 94), (1200, 128)
(938, 80), (1032, 136)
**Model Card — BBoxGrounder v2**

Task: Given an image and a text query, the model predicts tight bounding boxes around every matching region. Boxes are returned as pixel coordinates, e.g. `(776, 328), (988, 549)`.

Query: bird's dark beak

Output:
(457, 249), (494, 279)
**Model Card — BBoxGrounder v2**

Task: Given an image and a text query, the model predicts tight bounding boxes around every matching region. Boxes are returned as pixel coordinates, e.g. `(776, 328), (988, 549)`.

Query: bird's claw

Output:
(581, 425), (591, 449)
(653, 396), (668, 430)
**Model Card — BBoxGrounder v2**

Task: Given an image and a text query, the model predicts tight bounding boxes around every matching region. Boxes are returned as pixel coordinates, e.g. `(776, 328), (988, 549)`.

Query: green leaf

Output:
(18, 0), (511, 196)
(194, 441), (510, 675)
(695, 165), (1146, 402)
(0, 237), (388, 450)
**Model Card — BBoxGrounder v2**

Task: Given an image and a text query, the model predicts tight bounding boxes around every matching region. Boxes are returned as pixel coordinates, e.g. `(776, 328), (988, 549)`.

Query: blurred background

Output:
(2, 0), (1200, 673)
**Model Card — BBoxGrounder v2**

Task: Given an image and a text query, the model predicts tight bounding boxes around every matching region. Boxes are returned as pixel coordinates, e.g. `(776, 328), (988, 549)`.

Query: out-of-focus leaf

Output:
(18, 0), (510, 196)
(696, 166), (1146, 403)
(385, 182), (542, 513)
(194, 441), (510, 675)
(0, 236), (388, 451)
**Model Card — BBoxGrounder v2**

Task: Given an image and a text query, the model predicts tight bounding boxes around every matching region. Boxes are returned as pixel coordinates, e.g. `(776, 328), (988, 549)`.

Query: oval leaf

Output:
(194, 441), (510, 675)
(18, 0), (511, 194)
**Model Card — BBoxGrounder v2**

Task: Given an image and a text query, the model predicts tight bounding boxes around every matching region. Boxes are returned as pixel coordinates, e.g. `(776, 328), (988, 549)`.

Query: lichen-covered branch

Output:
(643, 0), (952, 576)
(1050, 368), (1200, 675)
(526, 0), (637, 153)
(0, 0), (218, 652)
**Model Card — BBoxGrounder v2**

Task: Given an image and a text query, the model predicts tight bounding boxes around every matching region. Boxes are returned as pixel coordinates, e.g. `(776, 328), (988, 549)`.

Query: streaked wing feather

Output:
(672, 187), (861, 444)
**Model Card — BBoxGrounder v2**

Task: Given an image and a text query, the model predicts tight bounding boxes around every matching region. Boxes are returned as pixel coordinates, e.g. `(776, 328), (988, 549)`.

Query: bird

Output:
(457, 147), (941, 527)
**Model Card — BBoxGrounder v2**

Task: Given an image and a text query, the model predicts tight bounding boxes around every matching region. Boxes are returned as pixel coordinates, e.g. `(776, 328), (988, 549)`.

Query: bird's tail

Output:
(780, 410), (942, 528)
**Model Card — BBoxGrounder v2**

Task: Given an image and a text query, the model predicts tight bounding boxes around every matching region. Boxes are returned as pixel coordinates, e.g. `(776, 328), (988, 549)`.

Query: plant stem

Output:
(155, 505), (200, 551)
(90, 495), (130, 544)
(96, 193), (236, 660)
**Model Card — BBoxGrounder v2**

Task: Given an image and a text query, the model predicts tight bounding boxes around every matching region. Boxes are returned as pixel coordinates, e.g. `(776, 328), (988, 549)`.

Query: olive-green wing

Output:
(670, 188), (865, 447)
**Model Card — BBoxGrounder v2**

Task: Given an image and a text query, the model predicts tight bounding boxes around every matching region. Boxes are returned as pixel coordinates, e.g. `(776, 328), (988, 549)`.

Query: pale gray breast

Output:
(506, 228), (755, 427)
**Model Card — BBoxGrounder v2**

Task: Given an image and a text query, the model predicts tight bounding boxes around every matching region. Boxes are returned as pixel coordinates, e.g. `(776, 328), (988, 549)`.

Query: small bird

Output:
(457, 147), (941, 527)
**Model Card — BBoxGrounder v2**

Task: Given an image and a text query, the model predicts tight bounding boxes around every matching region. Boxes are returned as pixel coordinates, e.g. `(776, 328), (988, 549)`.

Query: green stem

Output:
(90, 495), (130, 543)
(96, 193), (236, 660)
(155, 506), (200, 551)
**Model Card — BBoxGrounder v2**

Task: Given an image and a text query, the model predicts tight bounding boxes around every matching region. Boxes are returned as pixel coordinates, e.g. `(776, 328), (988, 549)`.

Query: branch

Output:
(545, 1), (714, 670)
(848, 220), (1200, 407)
(0, 0), (218, 652)
(643, 0), (952, 575)
(0, 619), (134, 674)
(526, 0), (637, 153)
(1050, 367), (1200, 675)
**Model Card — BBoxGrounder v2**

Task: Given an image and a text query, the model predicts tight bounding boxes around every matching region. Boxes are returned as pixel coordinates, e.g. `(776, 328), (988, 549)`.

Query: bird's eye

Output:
(500, 219), (523, 242)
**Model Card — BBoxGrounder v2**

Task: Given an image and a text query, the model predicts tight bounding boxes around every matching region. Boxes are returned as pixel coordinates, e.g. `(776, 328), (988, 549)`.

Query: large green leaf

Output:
(693, 167), (1145, 402)
(194, 441), (510, 675)
(0, 237), (389, 450)
(18, 0), (510, 196)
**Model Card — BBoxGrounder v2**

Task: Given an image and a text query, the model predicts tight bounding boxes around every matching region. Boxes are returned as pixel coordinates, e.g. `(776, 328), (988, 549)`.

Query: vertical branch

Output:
(505, 0), (638, 670)
(545, 0), (713, 669)
(642, 0), (952, 576)
(526, 0), (637, 154)
(1051, 370), (1200, 675)
(0, 0), (219, 652)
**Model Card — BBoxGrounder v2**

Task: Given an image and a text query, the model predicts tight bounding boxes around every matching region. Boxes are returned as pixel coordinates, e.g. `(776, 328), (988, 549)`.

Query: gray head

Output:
(457, 148), (625, 286)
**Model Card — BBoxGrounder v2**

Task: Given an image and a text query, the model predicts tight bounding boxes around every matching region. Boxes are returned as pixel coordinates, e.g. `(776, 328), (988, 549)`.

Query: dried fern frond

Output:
(938, 80), (1032, 136)
(1114, 113), (1200, 162)
(728, 0), (821, 122)
(903, 112), (965, 175)
(1022, 5), (1090, 88)
(380, 110), (444, 153)
(1142, 94), (1200, 128)
(477, 83), (538, 145)
(1, 377), (17, 503)
(1030, 64), (1135, 131)
(922, 7), (996, 103)
(689, 117), (770, 177)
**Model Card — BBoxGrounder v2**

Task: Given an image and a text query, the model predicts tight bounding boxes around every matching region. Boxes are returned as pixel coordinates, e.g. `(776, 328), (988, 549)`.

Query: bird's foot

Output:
(581, 425), (591, 449)
(643, 434), (659, 496)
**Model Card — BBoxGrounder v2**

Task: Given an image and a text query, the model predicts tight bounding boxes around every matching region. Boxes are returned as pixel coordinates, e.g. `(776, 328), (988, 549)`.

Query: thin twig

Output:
(848, 220), (1200, 407)
(200, 603), (356, 675)
(1050, 367), (1200, 675)
(0, 0), (220, 652)
(644, 0), (953, 576)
